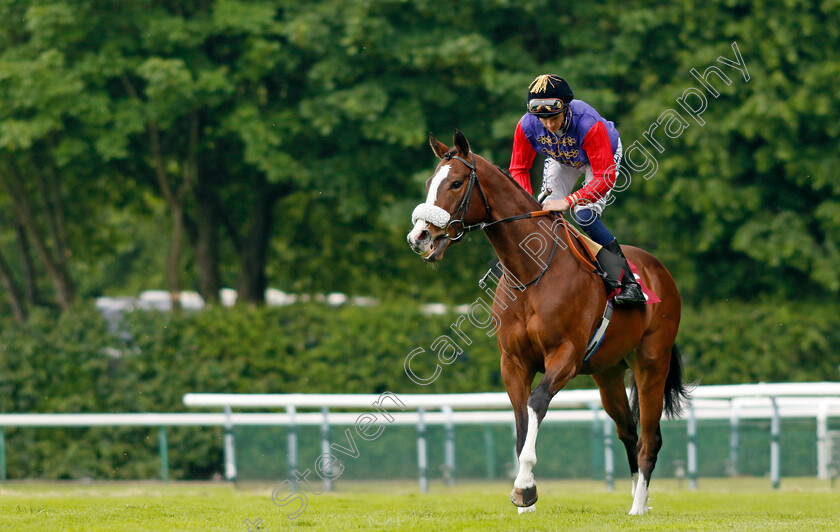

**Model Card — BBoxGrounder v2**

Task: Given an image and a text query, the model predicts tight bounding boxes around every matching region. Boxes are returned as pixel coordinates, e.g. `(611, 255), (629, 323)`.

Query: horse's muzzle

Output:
(407, 225), (449, 261)
(406, 227), (430, 255)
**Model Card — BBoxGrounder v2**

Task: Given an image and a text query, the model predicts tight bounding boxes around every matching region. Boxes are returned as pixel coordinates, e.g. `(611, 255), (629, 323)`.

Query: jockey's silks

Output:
(510, 100), (620, 204)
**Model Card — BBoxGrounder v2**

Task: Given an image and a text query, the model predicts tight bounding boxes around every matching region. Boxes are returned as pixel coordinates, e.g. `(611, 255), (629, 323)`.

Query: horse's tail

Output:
(662, 344), (692, 418)
(629, 343), (692, 422)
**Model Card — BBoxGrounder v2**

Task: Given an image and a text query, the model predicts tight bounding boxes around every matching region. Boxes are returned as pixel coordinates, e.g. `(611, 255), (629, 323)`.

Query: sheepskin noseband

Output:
(411, 203), (451, 229)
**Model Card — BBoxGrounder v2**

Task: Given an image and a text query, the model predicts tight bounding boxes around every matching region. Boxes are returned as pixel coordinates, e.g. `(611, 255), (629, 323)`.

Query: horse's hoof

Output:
(517, 503), (536, 514)
(510, 485), (538, 507)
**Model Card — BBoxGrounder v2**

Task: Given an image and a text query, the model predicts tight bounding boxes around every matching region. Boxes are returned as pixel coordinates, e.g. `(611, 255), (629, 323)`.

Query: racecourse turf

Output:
(1, 478), (838, 531)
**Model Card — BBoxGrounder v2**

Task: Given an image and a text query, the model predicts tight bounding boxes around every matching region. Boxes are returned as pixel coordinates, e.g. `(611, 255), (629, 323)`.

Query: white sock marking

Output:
(629, 473), (650, 515)
(514, 406), (539, 489)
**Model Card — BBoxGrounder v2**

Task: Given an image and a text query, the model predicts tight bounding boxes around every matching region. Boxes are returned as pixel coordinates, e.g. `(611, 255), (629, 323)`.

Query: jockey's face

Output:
(538, 111), (566, 133)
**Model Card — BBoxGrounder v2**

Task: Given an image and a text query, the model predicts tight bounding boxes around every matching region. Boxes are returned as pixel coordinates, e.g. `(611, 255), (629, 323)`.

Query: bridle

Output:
(441, 151), (491, 242)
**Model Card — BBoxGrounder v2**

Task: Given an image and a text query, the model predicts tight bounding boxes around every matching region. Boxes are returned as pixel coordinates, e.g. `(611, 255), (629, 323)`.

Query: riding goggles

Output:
(527, 98), (567, 116)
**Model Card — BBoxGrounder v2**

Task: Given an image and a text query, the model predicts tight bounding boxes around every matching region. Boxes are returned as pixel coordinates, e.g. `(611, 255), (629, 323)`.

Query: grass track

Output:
(1, 478), (838, 531)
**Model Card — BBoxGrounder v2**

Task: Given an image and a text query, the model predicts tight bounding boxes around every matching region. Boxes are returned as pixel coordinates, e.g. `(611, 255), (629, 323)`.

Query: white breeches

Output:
(540, 138), (623, 216)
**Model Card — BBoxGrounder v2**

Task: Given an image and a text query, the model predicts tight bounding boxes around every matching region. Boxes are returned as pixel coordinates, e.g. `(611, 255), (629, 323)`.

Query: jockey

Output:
(509, 74), (645, 305)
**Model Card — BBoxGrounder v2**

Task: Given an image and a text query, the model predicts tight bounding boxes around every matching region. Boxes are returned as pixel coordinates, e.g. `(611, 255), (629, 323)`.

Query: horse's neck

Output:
(478, 162), (576, 284)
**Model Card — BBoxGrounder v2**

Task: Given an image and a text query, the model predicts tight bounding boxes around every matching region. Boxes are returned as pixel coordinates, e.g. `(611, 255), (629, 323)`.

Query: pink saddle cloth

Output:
(609, 261), (660, 304)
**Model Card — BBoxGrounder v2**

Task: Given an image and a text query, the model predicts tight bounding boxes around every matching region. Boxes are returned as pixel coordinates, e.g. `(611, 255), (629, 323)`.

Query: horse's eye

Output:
(450, 180), (463, 189)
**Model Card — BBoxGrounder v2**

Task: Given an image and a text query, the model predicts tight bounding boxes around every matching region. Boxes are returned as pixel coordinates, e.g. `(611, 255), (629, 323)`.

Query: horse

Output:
(406, 130), (688, 515)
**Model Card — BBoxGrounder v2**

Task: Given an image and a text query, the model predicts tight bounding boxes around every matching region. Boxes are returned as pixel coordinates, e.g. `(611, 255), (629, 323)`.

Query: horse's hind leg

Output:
(591, 365), (639, 494)
(628, 341), (671, 515)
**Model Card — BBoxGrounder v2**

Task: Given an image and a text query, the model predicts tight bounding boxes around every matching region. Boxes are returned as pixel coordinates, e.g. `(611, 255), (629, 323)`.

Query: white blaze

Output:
(408, 164), (453, 243)
(426, 164), (451, 205)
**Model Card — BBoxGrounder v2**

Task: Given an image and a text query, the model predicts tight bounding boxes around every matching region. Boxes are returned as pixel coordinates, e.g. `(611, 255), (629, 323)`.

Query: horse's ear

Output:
(429, 133), (449, 160)
(453, 129), (470, 157)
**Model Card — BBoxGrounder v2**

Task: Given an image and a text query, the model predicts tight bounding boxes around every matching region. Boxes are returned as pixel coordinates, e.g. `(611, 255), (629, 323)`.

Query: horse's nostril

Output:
(419, 229), (431, 242)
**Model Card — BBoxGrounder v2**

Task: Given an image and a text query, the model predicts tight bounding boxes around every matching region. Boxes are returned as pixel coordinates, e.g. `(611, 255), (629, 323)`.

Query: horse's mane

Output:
(489, 160), (542, 209)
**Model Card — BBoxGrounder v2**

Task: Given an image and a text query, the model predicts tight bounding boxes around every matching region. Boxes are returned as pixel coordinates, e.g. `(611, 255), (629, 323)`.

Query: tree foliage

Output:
(0, 0), (836, 312)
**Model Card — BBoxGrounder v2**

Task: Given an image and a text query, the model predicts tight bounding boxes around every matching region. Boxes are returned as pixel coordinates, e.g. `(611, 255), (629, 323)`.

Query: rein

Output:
(558, 214), (600, 268)
(462, 209), (553, 233)
(502, 213), (600, 289)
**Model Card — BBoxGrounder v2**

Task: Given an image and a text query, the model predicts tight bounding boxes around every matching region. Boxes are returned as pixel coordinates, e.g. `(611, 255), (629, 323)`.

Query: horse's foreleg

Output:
(510, 345), (577, 510)
(591, 366), (639, 495)
(501, 354), (536, 510)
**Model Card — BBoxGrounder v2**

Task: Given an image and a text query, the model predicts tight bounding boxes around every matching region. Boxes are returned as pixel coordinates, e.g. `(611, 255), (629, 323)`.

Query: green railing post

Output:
(0, 427), (6, 483)
(688, 402), (698, 490)
(484, 427), (495, 480)
(443, 406), (455, 487)
(224, 406), (238, 482)
(770, 397), (781, 489)
(159, 426), (169, 482)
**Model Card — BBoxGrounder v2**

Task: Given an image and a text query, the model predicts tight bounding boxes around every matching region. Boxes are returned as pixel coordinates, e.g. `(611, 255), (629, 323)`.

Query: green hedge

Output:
(677, 300), (840, 385)
(0, 298), (837, 479)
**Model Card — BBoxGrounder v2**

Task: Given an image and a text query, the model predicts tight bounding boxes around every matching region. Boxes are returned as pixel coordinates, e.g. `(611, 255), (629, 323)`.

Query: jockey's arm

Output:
(563, 121), (616, 207)
(509, 120), (536, 195)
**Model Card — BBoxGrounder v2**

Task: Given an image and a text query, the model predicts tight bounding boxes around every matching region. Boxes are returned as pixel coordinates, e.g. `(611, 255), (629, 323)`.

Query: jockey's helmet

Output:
(527, 74), (574, 118)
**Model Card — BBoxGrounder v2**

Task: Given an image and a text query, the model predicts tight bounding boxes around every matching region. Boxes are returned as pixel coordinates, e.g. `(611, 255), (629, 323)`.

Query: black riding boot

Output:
(603, 240), (646, 305)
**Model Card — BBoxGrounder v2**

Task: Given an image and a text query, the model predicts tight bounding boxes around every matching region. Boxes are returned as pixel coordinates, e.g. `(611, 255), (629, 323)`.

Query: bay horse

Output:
(406, 130), (688, 515)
